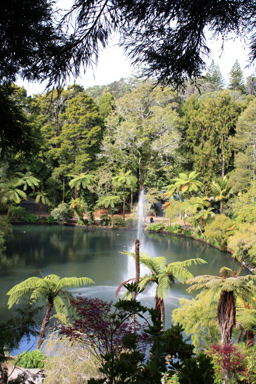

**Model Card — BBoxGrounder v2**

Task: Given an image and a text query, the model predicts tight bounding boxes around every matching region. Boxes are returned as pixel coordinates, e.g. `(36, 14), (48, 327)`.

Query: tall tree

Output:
(184, 91), (243, 186)
(228, 60), (245, 93)
(58, 93), (103, 175)
(229, 98), (256, 192)
(0, 84), (40, 158)
(205, 61), (225, 89)
(100, 82), (181, 190)
(7, 273), (94, 349)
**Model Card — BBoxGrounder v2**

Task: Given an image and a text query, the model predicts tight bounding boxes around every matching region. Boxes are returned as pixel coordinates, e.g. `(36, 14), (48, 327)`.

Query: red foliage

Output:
(58, 297), (149, 354)
(209, 343), (248, 377)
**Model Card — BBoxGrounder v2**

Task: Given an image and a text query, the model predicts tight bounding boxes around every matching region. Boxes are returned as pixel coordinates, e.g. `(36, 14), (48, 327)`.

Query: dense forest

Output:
(1, 59), (256, 383)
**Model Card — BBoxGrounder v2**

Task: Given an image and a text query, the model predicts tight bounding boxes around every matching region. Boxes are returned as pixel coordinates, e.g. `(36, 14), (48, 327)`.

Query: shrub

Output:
(125, 218), (136, 229)
(113, 216), (126, 227)
(9, 206), (27, 221)
(100, 213), (110, 226)
(183, 229), (192, 236)
(43, 333), (99, 384)
(23, 212), (38, 223)
(204, 214), (234, 249)
(77, 218), (89, 226)
(165, 224), (182, 233)
(146, 222), (165, 232)
(51, 203), (73, 223)
(47, 215), (58, 224)
(15, 350), (46, 369)
(207, 343), (249, 384)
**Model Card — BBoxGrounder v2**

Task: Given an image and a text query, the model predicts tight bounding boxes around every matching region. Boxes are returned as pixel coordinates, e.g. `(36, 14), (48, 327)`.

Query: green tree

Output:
(7, 273), (95, 349)
(184, 91), (243, 184)
(229, 98), (256, 192)
(100, 82), (181, 190)
(204, 214), (234, 249)
(205, 61), (225, 89)
(68, 172), (95, 199)
(0, 178), (27, 213)
(208, 176), (232, 213)
(96, 194), (121, 227)
(164, 171), (203, 200)
(228, 60), (245, 93)
(98, 91), (115, 120)
(16, 171), (40, 191)
(57, 93), (103, 175)
(0, 84), (40, 158)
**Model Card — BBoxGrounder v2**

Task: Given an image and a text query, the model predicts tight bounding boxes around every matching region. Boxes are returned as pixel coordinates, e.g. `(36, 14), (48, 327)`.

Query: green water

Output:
(0, 225), (239, 352)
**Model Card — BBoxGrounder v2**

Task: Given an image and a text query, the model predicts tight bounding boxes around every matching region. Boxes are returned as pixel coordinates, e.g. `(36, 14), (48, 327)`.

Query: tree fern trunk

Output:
(160, 299), (165, 329)
(36, 298), (54, 349)
(217, 290), (236, 345)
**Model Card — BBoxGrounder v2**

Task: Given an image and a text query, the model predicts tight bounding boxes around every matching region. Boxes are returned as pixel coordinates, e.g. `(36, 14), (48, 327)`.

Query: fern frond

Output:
(7, 277), (41, 308)
(57, 277), (94, 290)
(157, 274), (175, 298)
(54, 296), (69, 316)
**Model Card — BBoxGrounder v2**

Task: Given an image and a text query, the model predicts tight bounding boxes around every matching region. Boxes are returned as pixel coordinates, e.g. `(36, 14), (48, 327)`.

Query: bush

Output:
(43, 333), (100, 384)
(77, 218), (89, 226)
(113, 216), (126, 227)
(15, 350), (46, 369)
(51, 203), (73, 223)
(204, 214), (234, 249)
(183, 229), (192, 236)
(100, 213), (110, 226)
(23, 212), (38, 223)
(9, 206), (27, 221)
(125, 218), (136, 229)
(146, 222), (165, 232)
(47, 215), (58, 224)
(166, 224), (182, 233)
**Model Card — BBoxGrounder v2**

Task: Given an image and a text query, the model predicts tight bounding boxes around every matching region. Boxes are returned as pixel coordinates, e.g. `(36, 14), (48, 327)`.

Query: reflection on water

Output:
(1, 225), (240, 352)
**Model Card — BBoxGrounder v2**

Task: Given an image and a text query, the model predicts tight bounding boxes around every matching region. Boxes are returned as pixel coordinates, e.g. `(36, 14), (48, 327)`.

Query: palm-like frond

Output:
(186, 275), (221, 293)
(7, 274), (94, 309)
(53, 296), (69, 316)
(57, 277), (94, 290)
(7, 277), (41, 307)
(157, 273), (175, 298)
(139, 255), (166, 274)
(138, 274), (156, 291)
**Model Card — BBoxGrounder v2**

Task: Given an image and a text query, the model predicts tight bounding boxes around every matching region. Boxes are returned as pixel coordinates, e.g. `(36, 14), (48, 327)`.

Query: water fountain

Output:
(127, 189), (146, 279)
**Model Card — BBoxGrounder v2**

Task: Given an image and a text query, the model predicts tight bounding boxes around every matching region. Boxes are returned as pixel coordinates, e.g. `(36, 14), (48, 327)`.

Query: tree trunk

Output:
(155, 295), (165, 329)
(217, 291), (236, 345)
(130, 188), (133, 211)
(135, 239), (140, 286)
(123, 199), (126, 221)
(36, 298), (54, 349)
(222, 155), (225, 178)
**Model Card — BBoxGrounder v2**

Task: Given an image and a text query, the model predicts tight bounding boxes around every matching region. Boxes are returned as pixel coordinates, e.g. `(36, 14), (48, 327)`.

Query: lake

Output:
(0, 225), (239, 352)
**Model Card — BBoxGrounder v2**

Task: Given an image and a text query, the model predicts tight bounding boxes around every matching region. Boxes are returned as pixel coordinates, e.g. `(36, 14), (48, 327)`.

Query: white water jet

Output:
(136, 189), (146, 244)
(126, 189), (155, 297)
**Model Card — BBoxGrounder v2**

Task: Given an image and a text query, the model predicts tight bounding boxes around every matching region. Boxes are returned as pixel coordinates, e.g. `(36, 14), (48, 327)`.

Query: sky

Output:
(17, 19), (255, 96)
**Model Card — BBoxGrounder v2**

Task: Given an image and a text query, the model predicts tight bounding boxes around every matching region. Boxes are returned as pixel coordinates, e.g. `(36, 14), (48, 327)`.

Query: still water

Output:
(0, 225), (239, 352)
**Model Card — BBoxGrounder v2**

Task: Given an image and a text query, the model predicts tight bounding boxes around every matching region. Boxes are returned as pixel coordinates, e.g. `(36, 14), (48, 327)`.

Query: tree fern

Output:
(7, 273), (95, 348)
(186, 267), (256, 345)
